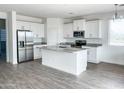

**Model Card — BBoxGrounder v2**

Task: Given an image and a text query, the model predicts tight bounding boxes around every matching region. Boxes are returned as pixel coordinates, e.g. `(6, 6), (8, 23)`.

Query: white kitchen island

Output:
(41, 46), (87, 76)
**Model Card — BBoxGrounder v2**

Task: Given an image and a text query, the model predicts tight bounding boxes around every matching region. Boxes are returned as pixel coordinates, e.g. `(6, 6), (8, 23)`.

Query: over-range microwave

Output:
(73, 31), (85, 38)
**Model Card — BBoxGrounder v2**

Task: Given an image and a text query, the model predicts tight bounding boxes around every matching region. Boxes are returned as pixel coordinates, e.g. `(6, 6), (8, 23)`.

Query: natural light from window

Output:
(109, 19), (124, 46)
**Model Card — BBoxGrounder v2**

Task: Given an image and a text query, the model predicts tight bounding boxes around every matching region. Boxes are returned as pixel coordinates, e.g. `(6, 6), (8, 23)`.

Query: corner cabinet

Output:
(73, 19), (86, 31)
(63, 23), (73, 38)
(85, 20), (101, 38)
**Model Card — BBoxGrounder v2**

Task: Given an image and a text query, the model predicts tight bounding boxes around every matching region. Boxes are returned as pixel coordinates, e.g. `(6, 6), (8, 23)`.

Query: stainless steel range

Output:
(17, 30), (34, 63)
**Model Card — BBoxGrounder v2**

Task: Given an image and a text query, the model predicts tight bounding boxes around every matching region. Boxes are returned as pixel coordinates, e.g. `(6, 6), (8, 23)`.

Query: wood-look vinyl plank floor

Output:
(0, 59), (124, 89)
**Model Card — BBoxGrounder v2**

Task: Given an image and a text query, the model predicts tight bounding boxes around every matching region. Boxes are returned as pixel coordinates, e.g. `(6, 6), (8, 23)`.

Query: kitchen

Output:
(16, 16), (102, 75)
(0, 4), (124, 89)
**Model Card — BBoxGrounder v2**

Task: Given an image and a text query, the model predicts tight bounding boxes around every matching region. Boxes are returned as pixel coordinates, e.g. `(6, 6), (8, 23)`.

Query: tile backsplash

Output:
(65, 38), (102, 44)
(33, 37), (46, 43)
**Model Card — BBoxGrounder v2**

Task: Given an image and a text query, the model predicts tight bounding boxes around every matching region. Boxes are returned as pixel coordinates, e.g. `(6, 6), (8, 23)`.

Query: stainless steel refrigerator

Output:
(17, 30), (34, 63)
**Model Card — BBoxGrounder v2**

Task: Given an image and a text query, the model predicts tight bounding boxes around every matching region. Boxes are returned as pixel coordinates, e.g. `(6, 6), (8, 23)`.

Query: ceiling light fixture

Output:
(113, 4), (124, 21)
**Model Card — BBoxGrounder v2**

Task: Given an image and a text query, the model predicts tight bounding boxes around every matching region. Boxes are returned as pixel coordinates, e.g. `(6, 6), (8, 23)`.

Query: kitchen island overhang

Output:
(41, 46), (88, 76)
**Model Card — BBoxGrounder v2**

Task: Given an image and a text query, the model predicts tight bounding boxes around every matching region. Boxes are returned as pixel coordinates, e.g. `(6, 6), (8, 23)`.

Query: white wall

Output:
(100, 20), (124, 65)
(46, 18), (65, 45)
(7, 11), (17, 64)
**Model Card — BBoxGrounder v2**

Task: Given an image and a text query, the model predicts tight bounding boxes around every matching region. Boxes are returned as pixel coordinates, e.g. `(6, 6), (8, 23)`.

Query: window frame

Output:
(108, 19), (124, 46)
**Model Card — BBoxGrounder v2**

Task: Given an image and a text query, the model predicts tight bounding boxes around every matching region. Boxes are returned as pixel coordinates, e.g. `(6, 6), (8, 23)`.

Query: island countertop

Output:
(39, 46), (87, 53)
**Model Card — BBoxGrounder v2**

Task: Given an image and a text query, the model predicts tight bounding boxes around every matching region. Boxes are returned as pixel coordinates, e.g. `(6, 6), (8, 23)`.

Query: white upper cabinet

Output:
(63, 23), (73, 38)
(16, 21), (30, 30)
(16, 21), (44, 38)
(16, 21), (22, 30)
(30, 23), (44, 38)
(73, 19), (86, 31)
(85, 20), (101, 38)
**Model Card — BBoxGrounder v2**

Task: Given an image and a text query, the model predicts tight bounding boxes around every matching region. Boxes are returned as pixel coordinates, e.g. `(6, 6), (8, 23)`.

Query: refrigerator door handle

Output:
(19, 41), (25, 48)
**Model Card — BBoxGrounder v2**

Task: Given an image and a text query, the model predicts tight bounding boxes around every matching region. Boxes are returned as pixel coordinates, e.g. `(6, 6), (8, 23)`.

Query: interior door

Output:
(17, 30), (26, 62)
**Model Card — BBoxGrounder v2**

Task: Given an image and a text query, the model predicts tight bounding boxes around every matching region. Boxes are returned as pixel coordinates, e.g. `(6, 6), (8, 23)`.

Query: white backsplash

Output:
(65, 38), (102, 44)
(33, 37), (46, 43)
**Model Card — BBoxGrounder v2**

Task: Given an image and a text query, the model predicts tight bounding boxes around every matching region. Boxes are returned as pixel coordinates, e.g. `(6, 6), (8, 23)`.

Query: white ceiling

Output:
(0, 4), (124, 18)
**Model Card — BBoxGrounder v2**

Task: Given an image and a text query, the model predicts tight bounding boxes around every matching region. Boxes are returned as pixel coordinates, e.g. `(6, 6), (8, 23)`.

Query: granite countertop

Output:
(33, 42), (47, 45)
(39, 46), (87, 53)
(82, 43), (102, 47)
(60, 42), (102, 47)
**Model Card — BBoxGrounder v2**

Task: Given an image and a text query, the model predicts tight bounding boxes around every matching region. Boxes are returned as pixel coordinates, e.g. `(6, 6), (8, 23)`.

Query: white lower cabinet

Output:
(87, 47), (101, 63)
(82, 46), (101, 63)
(87, 48), (97, 63)
(33, 45), (47, 59)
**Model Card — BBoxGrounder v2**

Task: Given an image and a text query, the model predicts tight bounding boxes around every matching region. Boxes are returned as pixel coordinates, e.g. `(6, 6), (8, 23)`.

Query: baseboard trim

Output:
(100, 61), (124, 66)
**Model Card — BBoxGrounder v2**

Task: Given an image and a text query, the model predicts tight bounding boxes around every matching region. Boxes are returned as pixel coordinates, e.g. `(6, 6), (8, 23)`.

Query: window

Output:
(109, 19), (124, 46)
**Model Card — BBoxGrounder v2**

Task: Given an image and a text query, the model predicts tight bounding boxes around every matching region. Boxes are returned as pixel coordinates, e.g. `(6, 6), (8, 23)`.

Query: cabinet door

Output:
(31, 23), (44, 38)
(85, 22), (91, 38)
(34, 23), (44, 38)
(33, 45), (47, 59)
(23, 22), (31, 30)
(85, 20), (99, 38)
(16, 21), (24, 30)
(16, 21), (30, 30)
(33, 46), (41, 59)
(91, 21), (99, 38)
(78, 20), (86, 31)
(63, 23), (73, 38)
(73, 20), (79, 31)
(73, 19), (85, 31)
(30, 23), (36, 37)
(87, 48), (97, 62)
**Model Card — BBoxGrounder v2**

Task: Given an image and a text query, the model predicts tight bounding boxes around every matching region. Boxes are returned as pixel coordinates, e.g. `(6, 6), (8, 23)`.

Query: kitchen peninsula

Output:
(41, 46), (87, 75)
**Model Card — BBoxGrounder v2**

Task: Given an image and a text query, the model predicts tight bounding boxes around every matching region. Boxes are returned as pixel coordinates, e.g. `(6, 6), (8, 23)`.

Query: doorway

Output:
(0, 19), (6, 63)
